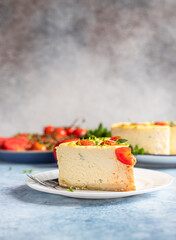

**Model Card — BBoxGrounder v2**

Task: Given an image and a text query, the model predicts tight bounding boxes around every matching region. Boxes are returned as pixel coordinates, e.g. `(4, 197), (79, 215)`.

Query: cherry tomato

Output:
(17, 136), (33, 150)
(110, 136), (121, 141)
(115, 147), (136, 166)
(53, 138), (79, 160)
(3, 137), (32, 151)
(76, 140), (95, 146)
(54, 134), (66, 139)
(41, 136), (47, 141)
(100, 140), (118, 146)
(44, 125), (54, 135)
(54, 127), (67, 137)
(66, 127), (75, 136)
(0, 137), (6, 149)
(18, 133), (28, 137)
(155, 122), (167, 126)
(73, 128), (87, 137)
(31, 142), (47, 151)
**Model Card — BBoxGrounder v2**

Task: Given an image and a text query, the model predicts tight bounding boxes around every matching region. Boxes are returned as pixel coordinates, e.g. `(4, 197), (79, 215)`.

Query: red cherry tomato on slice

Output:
(53, 138), (79, 161)
(155, 122), (167, 126)
(73, 128), (87, 137)
(100, 140), (118, 146)
(76, 140), (95, 146)
(54, 127), (67, 137)
(44, 125), (54, 135)
(115, 147), (136, 166)
(31, 142), (47, 151)
(110, 136), (121, 141)
(66, 127), (75, 136)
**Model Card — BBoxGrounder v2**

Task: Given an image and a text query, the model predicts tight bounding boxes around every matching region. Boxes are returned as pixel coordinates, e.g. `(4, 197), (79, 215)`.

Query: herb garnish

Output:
(130, 145), (145, 155)
(9, 166), (12, 171)
(67, 187), (74, 192)
(170, 121), (175, 127)
(22, 169), (35, 174)
(115, 138), (128, 144)
(85, 123), (111, 138)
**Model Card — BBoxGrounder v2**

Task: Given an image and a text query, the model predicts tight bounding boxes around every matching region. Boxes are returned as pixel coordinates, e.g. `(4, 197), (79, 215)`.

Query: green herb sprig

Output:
(85, 123), (111, 138)
(130, 145), (145, 155)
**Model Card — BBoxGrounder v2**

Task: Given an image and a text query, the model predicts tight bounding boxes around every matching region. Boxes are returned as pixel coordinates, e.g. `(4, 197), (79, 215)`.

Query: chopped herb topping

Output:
(75, 137), (130, 147)
(22, 170), (27, 174)
(29, 168), (34, 173)
(67, 187), (74, 192)
(9, 166), (12, 171)
(115, 138), (128, 144)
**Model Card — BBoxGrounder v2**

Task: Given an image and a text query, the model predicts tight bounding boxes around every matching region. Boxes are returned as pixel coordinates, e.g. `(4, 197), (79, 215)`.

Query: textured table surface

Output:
(0, 161), (176, 240)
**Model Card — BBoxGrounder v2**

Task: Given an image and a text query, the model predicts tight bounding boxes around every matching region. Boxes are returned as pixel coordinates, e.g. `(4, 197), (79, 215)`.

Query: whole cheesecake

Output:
(56, 137), (136, 191)
(111, 122), (171, 155)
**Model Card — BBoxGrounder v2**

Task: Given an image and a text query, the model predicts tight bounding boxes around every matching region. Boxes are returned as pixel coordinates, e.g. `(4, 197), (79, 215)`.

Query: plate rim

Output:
(26, 168), (173, 199)
(135, 154), (176, 157)
(0, 150), (53, 154)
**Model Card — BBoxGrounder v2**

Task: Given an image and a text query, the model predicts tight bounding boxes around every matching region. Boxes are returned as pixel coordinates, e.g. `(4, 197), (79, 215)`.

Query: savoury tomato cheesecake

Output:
(56, 137), (136, 191)
(111, 122), (170, 155)
(154, 121), (176, 155)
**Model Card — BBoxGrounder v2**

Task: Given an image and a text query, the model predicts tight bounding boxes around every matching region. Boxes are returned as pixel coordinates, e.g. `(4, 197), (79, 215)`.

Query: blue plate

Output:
(135, 154), (176, 167)
(0, 150), (56, 164)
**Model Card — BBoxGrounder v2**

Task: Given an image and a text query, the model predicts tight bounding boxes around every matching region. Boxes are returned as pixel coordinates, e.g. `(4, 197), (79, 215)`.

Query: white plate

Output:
(26, 168), (173, 199)
(135, 154), (176, 166)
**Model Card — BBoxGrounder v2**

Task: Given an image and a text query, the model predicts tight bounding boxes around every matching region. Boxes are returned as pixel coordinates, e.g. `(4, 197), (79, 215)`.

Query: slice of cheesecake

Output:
(111, 122), (170, 155)
(56, 138), (136, 191)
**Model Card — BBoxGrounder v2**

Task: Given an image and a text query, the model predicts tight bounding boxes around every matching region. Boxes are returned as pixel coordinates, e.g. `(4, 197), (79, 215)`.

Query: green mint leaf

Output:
(22, 170), (27, 174)
(29, 168), (34, 173)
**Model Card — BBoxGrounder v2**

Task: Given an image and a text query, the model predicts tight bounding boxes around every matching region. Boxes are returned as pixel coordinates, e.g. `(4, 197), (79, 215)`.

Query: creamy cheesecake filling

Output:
(56, 137), (136, 192)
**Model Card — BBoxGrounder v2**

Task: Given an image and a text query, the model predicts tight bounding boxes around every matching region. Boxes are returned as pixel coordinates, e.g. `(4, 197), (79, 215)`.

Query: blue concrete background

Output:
(0, 161), (176, 240)
(0, 0), (176, 135)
